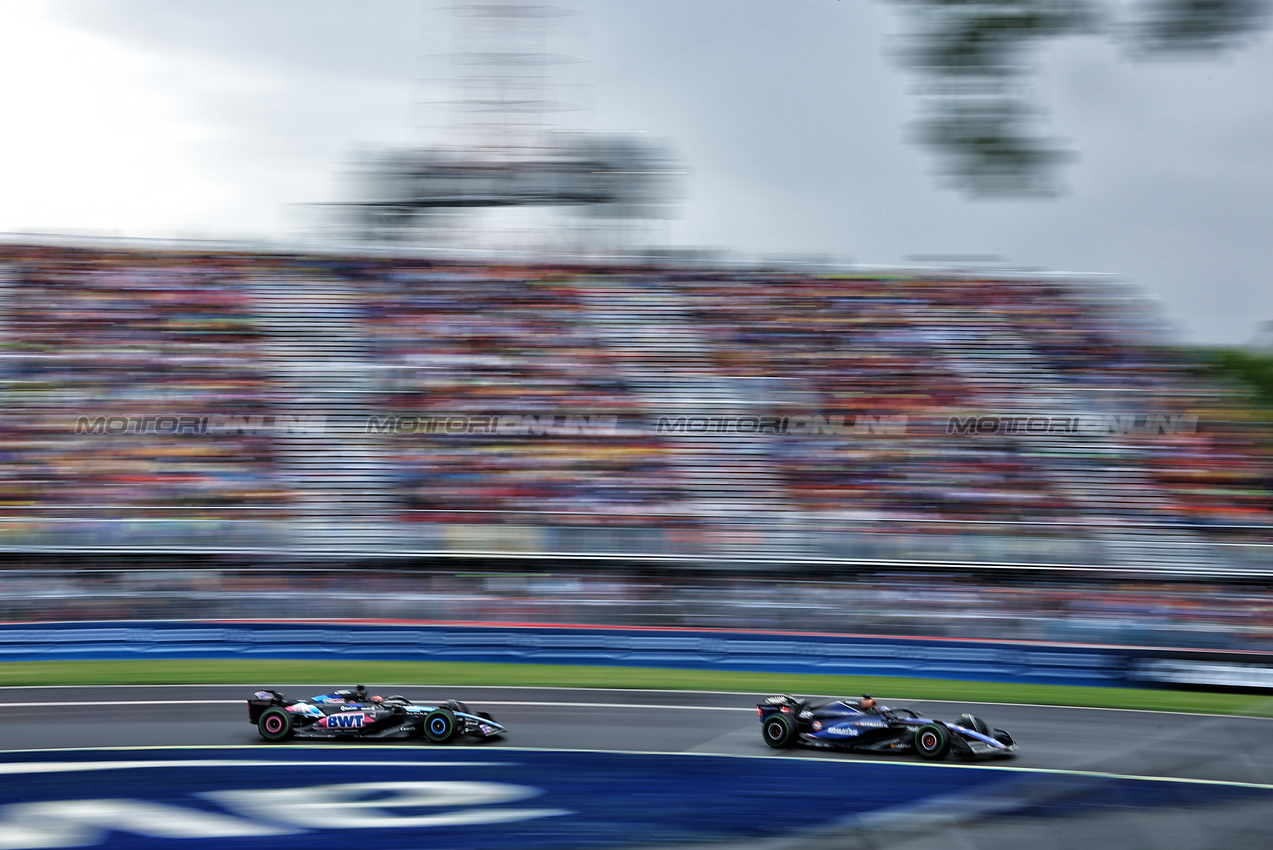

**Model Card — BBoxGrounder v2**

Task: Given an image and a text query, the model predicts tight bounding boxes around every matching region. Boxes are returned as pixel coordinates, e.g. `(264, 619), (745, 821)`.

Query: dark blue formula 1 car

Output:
(247, 685), (506, 743)
(758, 693), (1017, 760)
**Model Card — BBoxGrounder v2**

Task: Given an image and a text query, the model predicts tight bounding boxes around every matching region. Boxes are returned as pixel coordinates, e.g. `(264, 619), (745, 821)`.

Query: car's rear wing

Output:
(757, 693), (808, 716)
(247, 689), (291, 724)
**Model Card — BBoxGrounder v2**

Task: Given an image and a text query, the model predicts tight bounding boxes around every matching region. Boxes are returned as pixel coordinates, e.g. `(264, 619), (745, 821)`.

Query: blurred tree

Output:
(888, 0), (1271, 196)
(1200, 347), (1273, 411)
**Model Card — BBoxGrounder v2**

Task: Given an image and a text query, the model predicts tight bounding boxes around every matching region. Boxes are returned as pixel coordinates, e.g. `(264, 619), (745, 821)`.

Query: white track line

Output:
(0, 759), (511, 776)
(0, 699), (750, 711)
(0, 700), (242, 708)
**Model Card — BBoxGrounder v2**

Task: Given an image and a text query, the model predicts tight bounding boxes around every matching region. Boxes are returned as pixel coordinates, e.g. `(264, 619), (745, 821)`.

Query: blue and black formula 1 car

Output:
(247, 685), (506, 743)
(758, 693), (1017, 760)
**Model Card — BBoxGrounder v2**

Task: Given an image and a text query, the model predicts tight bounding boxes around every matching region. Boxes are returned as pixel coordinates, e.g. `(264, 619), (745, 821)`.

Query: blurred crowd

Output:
(363, 266), (686, 521)
(0, 242), (1270, 563)
(1, 249), (282, 515)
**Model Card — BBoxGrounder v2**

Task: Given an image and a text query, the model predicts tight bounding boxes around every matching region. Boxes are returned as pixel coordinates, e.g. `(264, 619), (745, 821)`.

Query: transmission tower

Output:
(332, 0), (684, 252)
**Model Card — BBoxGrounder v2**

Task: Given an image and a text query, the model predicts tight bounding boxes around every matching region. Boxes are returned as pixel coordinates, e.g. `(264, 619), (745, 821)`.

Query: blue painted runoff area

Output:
(0, 621), (1140, 686)
(0, 747), (1267, 849)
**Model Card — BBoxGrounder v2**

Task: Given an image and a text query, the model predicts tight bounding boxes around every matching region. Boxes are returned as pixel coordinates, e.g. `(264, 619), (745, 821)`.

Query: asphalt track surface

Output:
(4, 684), (1273, 848)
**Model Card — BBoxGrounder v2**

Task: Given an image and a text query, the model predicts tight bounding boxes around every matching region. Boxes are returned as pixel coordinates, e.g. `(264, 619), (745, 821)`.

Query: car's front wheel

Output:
(423, 708), (457, 743)
(914, 724), (950, 760)
(257, 707), (293, 742)
(762, 714), (794, 749)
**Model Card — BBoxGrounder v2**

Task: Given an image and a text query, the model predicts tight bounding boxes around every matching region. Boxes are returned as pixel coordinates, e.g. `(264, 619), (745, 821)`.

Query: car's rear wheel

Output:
(257, 707), (293, 742)
(914, 724), (951, 760)
(762, 714), (794, 749)
(423, 708), (457, 743)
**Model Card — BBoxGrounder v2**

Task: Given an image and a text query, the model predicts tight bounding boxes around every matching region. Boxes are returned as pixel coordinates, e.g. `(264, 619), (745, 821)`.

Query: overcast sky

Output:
(1, 0), (1270, 345)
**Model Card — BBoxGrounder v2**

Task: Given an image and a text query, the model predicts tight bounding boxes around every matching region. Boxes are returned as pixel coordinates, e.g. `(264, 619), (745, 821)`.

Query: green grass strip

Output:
(3, 659), (1272, 717)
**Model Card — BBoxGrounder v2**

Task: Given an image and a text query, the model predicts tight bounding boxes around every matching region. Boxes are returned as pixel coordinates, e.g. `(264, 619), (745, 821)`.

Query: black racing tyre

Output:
(956, 714), (991, 735)
(762, 714), (795, 749)
(423, 708), (457, 743)
(257, 707), (293, 742)
(914, 724), (951, 760)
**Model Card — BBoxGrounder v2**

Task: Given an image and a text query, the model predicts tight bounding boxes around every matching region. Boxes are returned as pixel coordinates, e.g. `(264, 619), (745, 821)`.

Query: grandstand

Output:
(1, 240), (1270, 579)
